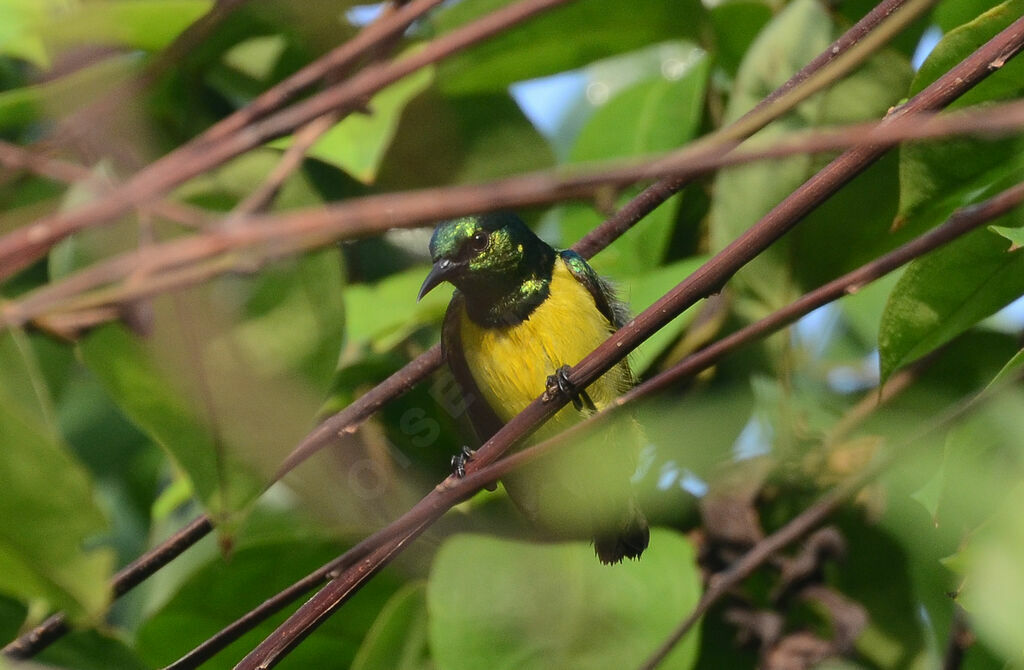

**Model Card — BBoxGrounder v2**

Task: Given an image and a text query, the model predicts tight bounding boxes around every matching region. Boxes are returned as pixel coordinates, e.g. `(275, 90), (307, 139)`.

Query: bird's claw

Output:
(544, 365), (595, 411)
(450, 445), (475, 479)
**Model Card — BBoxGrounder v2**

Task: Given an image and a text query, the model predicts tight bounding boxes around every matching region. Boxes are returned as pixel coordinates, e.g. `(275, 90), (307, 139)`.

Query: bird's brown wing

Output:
(441, 291), (506, 446)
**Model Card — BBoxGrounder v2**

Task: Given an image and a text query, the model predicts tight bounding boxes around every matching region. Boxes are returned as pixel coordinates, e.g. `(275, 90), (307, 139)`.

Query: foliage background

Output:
(0, 0), (1022, 668)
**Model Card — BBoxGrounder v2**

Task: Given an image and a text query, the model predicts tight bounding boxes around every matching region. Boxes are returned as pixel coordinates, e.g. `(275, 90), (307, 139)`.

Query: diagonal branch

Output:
(234, 18), (1024, 667)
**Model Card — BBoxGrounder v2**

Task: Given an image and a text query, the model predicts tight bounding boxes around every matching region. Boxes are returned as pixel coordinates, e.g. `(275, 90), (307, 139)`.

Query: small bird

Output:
(418, 211), (649, 564)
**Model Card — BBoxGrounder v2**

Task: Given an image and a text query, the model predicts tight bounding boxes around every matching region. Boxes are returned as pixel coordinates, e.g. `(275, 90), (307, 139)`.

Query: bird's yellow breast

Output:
(459, 260), (630, 431)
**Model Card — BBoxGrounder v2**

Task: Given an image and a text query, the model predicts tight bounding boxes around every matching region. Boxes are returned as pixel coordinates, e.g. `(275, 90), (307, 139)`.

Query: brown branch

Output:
(0, 0), (568, 281)
(10, 96), (1024, 332)
(234, 18), (1024, 667)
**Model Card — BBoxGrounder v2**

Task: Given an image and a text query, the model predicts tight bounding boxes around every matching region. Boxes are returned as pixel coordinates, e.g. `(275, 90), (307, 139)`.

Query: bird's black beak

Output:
(418, 259), (456, 301)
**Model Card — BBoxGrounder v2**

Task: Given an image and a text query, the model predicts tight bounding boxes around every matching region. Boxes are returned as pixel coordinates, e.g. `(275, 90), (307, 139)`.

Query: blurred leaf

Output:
(433, 0), (705, 95)
(351, 581), (431, 670)
(222, 34), (287, 81)
(878, 228), (1024, 382)
(137, 538), (401, 670)
(274, 64), (433, 184)
(377, 89), (555, 187)
(0, 333), (113, 621)
(427, 529), (702, 670)
(897, 0), (1024, 228)
(0, 52), (140, 129)
(37, 0), (213, 57)
(344, 265), (451, 350)
(78, 247), (345, 527)
(175, 148), (329, 211)
(910, 390), (1024, 534)
(955, 481), (1024, 663)
(557, 44), (710, 277)
(0, 0), (61, 66)
(708, 0), (773, 76)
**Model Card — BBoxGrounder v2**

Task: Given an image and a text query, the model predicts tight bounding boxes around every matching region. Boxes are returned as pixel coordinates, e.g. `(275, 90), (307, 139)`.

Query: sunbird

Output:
(418, 212), (649, 564)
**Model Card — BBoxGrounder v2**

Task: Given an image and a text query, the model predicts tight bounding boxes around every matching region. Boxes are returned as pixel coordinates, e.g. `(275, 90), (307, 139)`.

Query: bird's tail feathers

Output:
(593, 502), (649, 565)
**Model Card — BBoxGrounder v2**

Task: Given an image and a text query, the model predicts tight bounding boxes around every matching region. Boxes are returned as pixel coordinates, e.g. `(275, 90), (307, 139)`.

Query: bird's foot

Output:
(450, 445), (475, 479)
(544, 365), (596, 411)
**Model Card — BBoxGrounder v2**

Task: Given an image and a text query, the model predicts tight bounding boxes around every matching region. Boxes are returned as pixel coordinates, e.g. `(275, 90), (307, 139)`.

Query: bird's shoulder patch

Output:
(557, 250), (629, 328)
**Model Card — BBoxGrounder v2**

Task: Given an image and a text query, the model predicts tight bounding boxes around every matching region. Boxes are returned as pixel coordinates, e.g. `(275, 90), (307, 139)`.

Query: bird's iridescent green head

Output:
(418, 212), (556, 326)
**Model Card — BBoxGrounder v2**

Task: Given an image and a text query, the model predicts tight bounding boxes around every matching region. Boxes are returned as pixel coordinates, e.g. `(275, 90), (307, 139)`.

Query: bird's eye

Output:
(469, 231), (489, 252)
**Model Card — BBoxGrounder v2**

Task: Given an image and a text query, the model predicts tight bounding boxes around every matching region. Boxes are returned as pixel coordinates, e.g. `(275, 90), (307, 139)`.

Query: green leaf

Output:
(137, 538), (401, 670)
(878, 228), (1024, 382)
(222, 35), (288, 81)
(897, 0), (1024, 226)
(274, 64), (433, 184)
(351, 582), (431, 670)
(37, 628), (150, 670)
(377, 89), (555, 188)
(557, 44), (710, 278)
(78, 249), (346, 527)
(433, 0), (706, 95)
(933, 0), (1006, 34)
(954, 481), (1024, 663)
(0, 331), (113, 621)
(0, 53), (140, 129)
(988, 347), (1024, 389)
(708, 0), (773, 76)
(990, 224), (1024, 249)
(427, 529), (702, 670)
(344, 266), (451, 351)
(174, 148), (331, 211)
(0, 0), (62, 66)
(37, 0), (213, 56)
